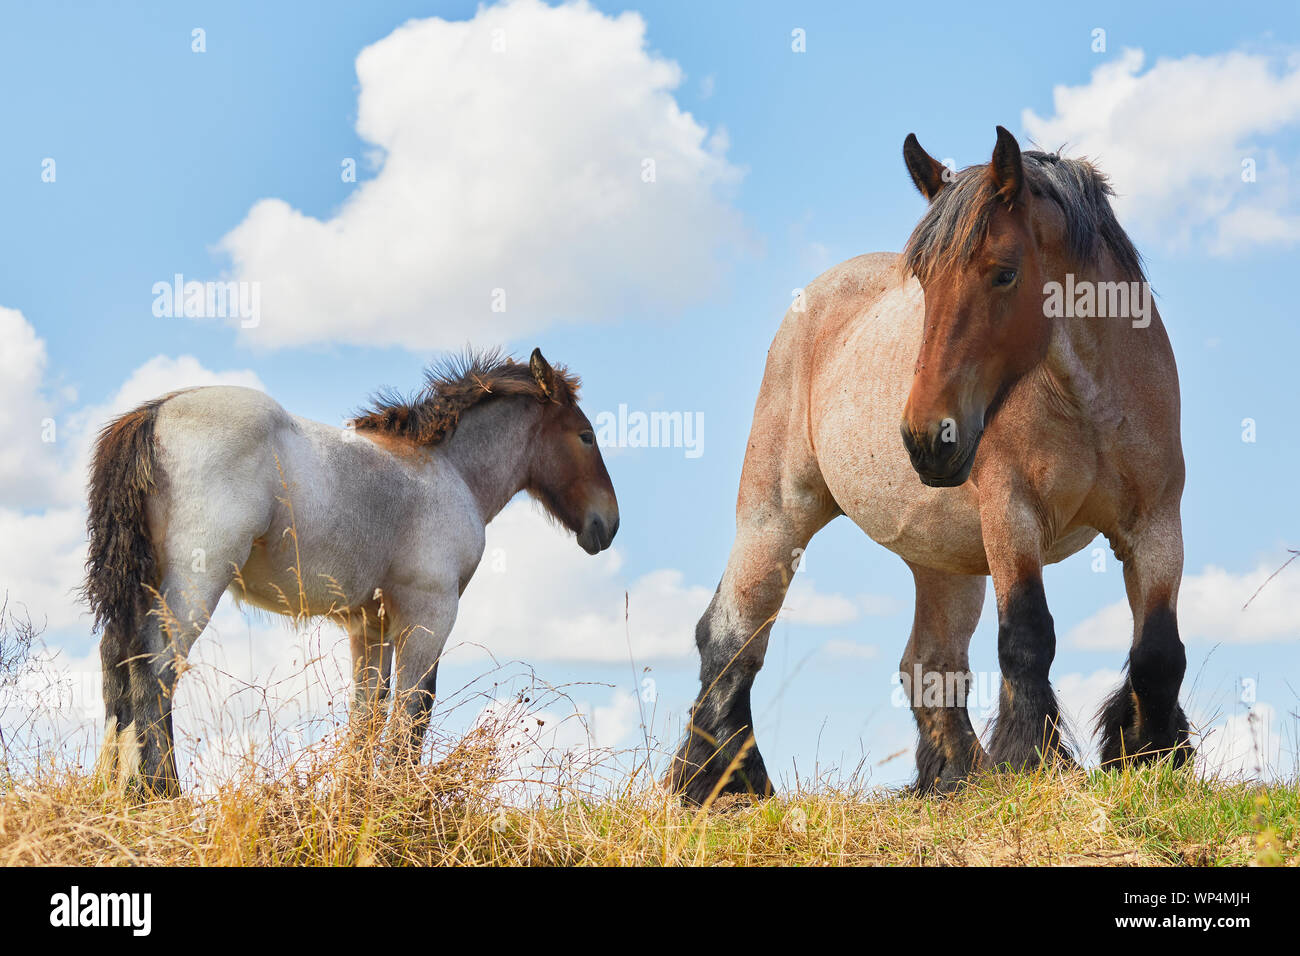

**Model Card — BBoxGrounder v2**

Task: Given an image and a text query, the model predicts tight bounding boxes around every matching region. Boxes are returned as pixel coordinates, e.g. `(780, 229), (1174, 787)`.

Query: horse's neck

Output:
(1039, 259), (1142, 429)
(439, 398), (539, 522)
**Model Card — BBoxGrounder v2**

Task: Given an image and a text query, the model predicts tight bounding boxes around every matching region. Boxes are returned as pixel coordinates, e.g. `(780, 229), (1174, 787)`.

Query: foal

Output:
(669, 127), (1190, 802)
(85, 349), (618, 795)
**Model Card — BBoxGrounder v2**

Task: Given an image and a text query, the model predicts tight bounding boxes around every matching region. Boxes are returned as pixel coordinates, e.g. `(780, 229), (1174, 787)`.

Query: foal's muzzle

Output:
(900, 419), (983, 488)
(578, 512), (619, 555)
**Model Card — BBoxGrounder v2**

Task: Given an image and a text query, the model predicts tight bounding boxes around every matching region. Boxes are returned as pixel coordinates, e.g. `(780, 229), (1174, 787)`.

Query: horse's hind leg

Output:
(903, 563), (987, 793)
(1098, 502), (1192, 767)
(124, 567), (231, 796)
(667, 489), (837, 805)
(118, 511), (257, 796)
(93, 627), (134, 787)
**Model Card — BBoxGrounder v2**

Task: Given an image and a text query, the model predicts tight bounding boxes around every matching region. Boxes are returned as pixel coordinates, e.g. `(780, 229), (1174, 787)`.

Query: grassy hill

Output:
(1, 741), (1294, 866)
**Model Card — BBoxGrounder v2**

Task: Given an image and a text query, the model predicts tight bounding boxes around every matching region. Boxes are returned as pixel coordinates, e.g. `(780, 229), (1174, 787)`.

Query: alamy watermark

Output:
(892, 665), (1000, 717)
(152, 273), (260, 328)
(593, 404), (703, 459)
(1043, 273), (1151, 328)
(50, 886), (151, 936)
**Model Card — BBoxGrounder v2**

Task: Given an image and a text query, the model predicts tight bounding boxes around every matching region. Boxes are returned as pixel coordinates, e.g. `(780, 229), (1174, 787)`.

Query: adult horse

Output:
(85, 349), (619, 796)
(670, 127), (1190, 803)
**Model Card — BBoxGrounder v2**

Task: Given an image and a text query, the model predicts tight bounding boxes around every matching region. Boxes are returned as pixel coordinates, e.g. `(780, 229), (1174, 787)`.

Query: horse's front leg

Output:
(386, 585), (457, 764)
(903, 562), (988, 793)
(1098, 498), (1192, 767)
(980, 490), (1073, 771)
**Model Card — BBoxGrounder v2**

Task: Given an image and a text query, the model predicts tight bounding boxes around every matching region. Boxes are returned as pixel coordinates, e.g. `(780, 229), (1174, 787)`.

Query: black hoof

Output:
(1098, 685), (1193, 768)
(912, 734), (984, 796)
(667, 728), (772, 806)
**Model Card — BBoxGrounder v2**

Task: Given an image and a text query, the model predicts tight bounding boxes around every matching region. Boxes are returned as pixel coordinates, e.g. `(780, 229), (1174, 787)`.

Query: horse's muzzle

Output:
(578, 512), (619, 554)
(900, 421), (982, 488)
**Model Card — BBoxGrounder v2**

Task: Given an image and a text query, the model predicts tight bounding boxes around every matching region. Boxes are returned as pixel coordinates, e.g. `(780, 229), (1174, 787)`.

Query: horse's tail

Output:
(82, 394), (177, 681)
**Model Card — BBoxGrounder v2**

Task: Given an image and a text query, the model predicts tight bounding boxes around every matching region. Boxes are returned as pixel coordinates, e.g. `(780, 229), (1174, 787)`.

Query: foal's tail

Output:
(82, 395), (176, 679)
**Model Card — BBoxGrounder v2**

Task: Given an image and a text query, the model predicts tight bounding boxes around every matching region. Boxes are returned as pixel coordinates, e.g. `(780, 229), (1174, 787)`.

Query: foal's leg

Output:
(981, 497), (1073, 771)
(903, 563), (987, 793)
(345, 599), (391, 740)
(126, 567), (234, 796)
(667, 493), (836, 804)
(386, 588), (456, 763)
(126, 494), (263, 795)
(1098, 502), (1192, 766)
(94, 626), (134, 787)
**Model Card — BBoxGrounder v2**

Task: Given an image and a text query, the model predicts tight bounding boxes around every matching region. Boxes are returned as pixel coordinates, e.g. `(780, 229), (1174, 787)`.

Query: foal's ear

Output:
(530, 347), (559, 402)
(989, 125), (1024, 205)
(903, 133), (948, 201)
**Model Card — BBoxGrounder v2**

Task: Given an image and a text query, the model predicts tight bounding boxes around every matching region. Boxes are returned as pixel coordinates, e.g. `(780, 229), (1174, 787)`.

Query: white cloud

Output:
(1197, 703), (1286, 780)
(1022, 48), (1300, 254)
(454, 502), (865, 664)
(455, 501), (710, 662)
(0, 508), (87, 632)
(218, 0), (744, 351)
(1067, 558), (1300, 650)
(1053, 667), (1124, 753)
(780, 577), (861, 626)
(820, 639), (878, 661)
(0, 306), (65, 509)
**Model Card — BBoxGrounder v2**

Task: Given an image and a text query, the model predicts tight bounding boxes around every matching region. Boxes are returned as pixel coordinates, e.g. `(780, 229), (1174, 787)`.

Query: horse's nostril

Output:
(900, 423), (931, 463)
(899, 422), (919, 456)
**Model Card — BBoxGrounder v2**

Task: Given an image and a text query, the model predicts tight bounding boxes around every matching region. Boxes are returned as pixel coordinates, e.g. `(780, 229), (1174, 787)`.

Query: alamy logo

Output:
(49, 886), (151, 936)
(1042, 273), (1151, 328)
(593, 404), (704, 459)
(152, 273), (261, 328)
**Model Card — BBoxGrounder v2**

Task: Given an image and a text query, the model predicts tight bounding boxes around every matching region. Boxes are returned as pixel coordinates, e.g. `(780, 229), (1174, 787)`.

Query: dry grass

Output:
(1, 726), (1295, 867)
(3, 549), (1296, 867)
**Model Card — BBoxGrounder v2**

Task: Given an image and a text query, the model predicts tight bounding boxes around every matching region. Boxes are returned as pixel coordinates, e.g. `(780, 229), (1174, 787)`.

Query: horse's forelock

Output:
(902, 168), (999, 284)
(901, 152), (1144, 283)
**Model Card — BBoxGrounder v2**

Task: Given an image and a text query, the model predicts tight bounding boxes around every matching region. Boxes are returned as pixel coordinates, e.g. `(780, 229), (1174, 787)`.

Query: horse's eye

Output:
(993, 269), (1018, 287)
(579, 431), (595, 446)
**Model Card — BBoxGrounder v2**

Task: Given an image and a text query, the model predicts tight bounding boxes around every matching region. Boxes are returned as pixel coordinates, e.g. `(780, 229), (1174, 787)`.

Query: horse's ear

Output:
(530, 347), (559, 402)
(989, 125), (1024, 205)
(903, 133), (947, 201)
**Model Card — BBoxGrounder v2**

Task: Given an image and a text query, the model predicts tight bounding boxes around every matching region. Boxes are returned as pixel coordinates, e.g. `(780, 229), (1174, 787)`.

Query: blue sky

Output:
(2, 0), (1298, 788)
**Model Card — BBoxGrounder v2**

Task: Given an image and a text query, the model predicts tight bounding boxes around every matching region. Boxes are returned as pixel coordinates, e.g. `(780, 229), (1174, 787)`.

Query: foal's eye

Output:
(993, 268), (1018, 288)
(579, 431), (595, 446)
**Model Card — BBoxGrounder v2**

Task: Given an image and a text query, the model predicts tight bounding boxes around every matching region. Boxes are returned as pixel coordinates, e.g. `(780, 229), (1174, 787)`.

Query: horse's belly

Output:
(835, 465), (991, 575)
(833, 457), (1097, 575)
(232, 510), (393, 616)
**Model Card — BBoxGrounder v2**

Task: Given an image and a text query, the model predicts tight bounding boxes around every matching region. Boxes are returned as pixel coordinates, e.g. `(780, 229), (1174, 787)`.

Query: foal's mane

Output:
(901, 151), (1144, 284)
(352, 349), (580, 446)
